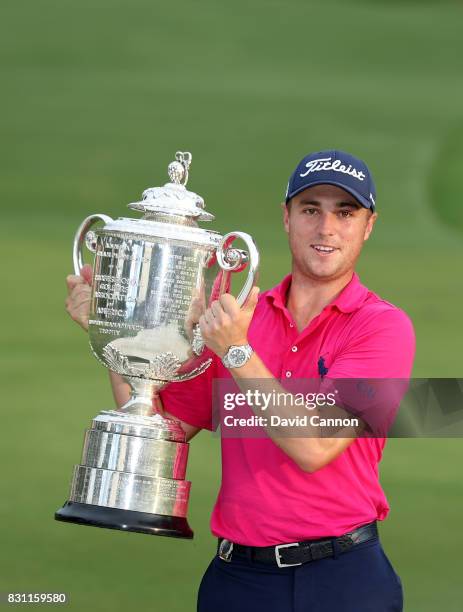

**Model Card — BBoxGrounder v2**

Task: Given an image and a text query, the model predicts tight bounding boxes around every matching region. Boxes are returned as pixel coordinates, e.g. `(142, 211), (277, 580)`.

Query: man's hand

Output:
(65, 264), (93, 331)
(184, 285), (206, 343)
(199, 287), (259, 357)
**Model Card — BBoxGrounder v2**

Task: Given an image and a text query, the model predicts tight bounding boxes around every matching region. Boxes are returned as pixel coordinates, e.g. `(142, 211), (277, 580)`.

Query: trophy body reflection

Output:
(55, 152), (259, 538)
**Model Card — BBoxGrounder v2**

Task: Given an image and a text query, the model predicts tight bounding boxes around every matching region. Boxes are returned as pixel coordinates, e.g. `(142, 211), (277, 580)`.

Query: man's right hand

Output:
(65, 264), (93, 331)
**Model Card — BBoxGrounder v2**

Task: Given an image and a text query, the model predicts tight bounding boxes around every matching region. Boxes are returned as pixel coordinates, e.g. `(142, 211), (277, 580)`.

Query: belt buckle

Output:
(275, 542), (302, 568)
(218, 539), (234, 562)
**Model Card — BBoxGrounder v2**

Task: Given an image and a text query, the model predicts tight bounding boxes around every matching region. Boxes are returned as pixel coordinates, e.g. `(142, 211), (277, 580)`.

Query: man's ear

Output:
(281, 201), (290, 234)
(364, 211), (378, 242)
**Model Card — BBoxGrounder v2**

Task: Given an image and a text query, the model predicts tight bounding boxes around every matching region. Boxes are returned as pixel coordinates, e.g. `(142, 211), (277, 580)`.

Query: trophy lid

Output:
(128, 151), (214, 222)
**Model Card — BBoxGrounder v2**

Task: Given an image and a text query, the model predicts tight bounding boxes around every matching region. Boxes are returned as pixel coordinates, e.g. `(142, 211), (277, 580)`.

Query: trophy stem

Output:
(118, 377), (165, 417)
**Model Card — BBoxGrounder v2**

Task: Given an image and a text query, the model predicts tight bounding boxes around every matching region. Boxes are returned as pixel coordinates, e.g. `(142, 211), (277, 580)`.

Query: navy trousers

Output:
(197, 537), (403, 612)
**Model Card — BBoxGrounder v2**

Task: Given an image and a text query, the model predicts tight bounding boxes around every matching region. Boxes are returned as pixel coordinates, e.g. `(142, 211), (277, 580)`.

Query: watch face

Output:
(230, 348), (246, 366)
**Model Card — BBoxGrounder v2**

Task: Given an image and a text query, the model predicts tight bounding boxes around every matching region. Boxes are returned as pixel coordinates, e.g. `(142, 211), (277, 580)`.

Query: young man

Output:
(66, 150), (415, 612)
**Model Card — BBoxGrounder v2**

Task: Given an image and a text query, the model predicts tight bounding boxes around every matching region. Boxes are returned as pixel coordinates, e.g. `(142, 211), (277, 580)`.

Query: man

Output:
(66, 150), (415, 611)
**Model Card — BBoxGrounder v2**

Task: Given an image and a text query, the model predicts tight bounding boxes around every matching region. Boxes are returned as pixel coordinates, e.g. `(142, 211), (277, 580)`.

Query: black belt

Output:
(218, 521), (378, 568)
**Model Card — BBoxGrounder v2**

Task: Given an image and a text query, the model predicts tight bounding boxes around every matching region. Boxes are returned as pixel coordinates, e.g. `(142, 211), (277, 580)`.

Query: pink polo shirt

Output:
(160, 273), (415, 546)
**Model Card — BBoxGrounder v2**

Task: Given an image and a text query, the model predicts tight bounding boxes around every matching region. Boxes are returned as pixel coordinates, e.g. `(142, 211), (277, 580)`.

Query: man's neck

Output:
(286, 269), (354, 332)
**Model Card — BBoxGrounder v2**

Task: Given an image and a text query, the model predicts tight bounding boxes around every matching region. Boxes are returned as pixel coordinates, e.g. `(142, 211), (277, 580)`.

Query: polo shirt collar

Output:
(266, 272), (370, 314)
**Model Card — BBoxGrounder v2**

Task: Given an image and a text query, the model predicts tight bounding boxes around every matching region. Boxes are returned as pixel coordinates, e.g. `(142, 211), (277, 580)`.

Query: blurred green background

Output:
(1, 0), (462, 610)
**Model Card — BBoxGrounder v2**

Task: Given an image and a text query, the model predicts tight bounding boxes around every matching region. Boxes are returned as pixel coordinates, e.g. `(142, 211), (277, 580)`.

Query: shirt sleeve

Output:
(323, 306), (416, 435)
(328, 306), (415, 378)
(159, 352), (219, 431)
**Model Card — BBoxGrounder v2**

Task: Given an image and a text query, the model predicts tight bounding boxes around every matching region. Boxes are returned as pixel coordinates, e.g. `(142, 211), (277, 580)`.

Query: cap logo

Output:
(299, 157), (366, 182)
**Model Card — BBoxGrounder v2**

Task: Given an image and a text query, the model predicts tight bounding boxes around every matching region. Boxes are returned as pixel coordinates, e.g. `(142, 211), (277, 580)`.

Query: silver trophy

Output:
(55, 151), (259, 538)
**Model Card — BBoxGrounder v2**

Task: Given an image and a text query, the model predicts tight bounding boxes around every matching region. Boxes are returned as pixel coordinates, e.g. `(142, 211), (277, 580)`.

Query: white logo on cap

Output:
(299, 157), (366, 182)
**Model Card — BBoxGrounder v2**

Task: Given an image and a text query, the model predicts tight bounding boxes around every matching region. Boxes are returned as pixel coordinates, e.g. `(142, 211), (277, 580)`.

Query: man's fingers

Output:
(198, 314), (208, 334)
(72, 294), (91, 311)
(66, 265), (93, 292)
(70, 284), (91, 301)
(219, 288), (259, 316)
(81, 264), (93, 285)
(191, 284), (207, 308)
(242, 286), (260, 312)
(66, 274), (84, 292)
(189, 296), (205, 319)
(204, 309), (215, 325)
(210, 300), (224, 320)
(219, 293), (240, 316)
(66, 290), (91, 314)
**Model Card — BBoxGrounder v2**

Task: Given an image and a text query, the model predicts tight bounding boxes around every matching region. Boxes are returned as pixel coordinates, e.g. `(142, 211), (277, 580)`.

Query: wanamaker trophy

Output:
(55, 151), (259, 538)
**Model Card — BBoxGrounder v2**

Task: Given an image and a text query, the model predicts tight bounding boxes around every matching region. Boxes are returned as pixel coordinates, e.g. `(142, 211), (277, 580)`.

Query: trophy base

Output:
(55, 501), (194, 539)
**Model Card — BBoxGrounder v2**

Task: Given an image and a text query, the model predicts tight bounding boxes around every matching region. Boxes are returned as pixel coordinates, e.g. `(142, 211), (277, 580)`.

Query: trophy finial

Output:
(129, 150), (212, 221)
(168, 151), (192, 185)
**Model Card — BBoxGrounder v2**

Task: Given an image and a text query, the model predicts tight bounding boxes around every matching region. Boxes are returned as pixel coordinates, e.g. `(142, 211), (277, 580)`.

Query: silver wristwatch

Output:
(222, 344), (253, 369)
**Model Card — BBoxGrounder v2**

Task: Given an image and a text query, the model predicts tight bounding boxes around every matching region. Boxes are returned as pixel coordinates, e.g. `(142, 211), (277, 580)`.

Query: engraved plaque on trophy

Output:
(55, 152), (259, 538)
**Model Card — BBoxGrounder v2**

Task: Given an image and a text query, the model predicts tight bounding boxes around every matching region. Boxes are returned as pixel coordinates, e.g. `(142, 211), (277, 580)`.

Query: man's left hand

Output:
(199, 287), (260, 357)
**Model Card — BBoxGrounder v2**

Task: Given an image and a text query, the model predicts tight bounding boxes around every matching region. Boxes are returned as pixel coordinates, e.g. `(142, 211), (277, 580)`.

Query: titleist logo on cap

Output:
(299, 157), (366, 182)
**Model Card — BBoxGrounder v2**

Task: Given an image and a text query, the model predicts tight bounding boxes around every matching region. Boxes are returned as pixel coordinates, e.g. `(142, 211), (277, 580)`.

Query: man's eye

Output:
(339, 210), (352, 218)
(303, 208), (318, 215)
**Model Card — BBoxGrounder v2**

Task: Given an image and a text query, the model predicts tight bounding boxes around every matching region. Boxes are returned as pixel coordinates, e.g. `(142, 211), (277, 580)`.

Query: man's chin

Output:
(303, 263), (344, 282)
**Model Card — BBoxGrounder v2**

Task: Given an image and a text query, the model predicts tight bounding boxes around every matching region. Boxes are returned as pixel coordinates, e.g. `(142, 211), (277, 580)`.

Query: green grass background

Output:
(1, 0), (462, 610)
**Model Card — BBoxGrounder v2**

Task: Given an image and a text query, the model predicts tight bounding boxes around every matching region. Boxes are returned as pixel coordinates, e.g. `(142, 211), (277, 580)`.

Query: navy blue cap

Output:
(285, 150), (376, 211)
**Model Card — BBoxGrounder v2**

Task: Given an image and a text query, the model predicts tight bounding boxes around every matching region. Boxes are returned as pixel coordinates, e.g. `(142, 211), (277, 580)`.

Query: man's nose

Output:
(317, 213), (336, 236)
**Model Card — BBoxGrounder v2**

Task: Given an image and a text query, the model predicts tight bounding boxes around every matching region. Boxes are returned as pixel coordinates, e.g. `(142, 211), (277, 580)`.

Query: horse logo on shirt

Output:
(318, 356), (329, 378)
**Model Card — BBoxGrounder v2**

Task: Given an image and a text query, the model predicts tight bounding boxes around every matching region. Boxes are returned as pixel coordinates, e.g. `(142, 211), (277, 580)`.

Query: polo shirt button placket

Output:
(285, 371), (292, 378)
(291, 346), (298, 353)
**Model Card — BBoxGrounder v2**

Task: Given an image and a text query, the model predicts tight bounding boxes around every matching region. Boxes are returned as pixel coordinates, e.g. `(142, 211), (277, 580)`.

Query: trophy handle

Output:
(190, 232), (259, 357)
(216, 231), (260, 306)
(73, 214), (114, 275)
